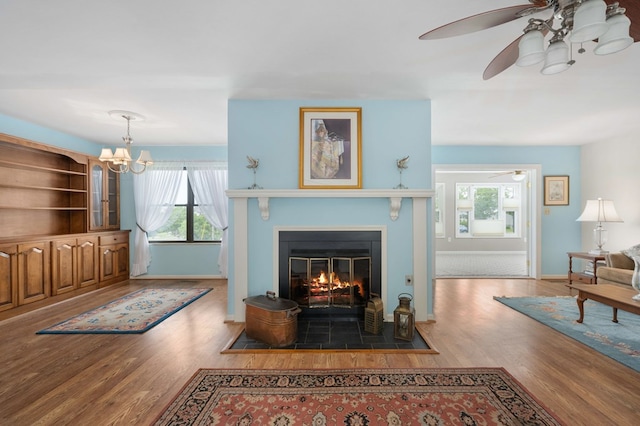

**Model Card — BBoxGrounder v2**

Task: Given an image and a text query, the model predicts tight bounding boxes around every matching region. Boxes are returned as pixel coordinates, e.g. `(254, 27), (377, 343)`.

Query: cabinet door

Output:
(0, 244), (18, 312)
(89, 162), (105, 230)
(17, 242), (50, 305)
(99, 245), (117, 282)
(106, 167), (119, 228)
(77, 236), (99, 288)
(115, 243), (129, 278)
(89, 161), (120, 231)
(51, 238), (76, 295)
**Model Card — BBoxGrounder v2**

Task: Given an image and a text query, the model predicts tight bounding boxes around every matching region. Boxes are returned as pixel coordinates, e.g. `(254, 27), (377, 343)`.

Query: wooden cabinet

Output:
(51, 235), (99, 295)
(99, 232), (129, 285)
(89, 160), (120, 231)
(0, 244), (18, 313)
(0, 134), (130, 319)
(17, 241), (50, 305)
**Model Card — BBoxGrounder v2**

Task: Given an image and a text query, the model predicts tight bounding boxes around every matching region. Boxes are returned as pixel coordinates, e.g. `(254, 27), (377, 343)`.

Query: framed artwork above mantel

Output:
(299, 107), (362, 189)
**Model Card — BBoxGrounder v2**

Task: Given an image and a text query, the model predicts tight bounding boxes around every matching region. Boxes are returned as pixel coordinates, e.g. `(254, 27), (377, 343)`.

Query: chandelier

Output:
(99, 110), (153, 174)
(517, 0), (633, 74)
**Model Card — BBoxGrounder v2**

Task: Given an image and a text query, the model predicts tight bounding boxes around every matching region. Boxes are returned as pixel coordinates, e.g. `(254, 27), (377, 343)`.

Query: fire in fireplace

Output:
(279, 230), (381, 318)
(290, 256), (371, 308)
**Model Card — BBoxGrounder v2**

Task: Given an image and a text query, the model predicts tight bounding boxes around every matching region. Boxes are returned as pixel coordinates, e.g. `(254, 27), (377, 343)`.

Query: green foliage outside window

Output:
(473, 187), (499, 220)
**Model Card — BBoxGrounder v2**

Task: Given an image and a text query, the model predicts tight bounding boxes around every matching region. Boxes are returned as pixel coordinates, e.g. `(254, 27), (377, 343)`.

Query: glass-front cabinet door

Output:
(107, 168), (119, 227)
(89, 160), (120, 230)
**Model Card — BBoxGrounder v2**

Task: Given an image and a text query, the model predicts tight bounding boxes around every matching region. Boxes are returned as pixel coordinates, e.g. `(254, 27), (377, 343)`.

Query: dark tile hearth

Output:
(229, 319), (431, 351)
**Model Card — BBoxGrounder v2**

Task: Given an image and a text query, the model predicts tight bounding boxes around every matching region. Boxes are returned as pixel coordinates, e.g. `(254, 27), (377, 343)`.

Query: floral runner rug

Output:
(37, 288), (211, 334)
(153, 368), (564, 425)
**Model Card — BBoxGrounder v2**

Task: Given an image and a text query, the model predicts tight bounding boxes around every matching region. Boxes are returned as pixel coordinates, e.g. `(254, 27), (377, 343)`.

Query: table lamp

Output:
(576, 198), (623, 254)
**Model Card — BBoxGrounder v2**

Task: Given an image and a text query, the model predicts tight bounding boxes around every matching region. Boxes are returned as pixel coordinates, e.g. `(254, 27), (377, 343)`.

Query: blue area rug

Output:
(37, 288), (212, 334)
(494, 296), (640, 372)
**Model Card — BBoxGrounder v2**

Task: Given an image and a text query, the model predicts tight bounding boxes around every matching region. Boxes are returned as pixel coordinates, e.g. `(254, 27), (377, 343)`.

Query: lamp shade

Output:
(570, 0), (609, 43)
(594, 13), (634, 55)
(517, 30), (545, 67)
(541, 40), (570, 75)
(99, 148), (114, 161)
(136, 150), (154, 165)
(576, 198), (623, 223)
(112, 147), (132, 165)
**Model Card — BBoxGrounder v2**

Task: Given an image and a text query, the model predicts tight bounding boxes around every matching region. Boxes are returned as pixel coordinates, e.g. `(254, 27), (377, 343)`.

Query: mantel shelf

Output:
(226, 188), (435, 221)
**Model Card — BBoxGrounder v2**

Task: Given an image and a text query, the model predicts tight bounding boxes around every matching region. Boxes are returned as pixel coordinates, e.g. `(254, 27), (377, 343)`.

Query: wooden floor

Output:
(1, 278), (639, 425)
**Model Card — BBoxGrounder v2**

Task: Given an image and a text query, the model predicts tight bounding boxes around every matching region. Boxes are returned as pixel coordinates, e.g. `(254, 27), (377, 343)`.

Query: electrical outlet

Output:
(405, 275), (413, 286)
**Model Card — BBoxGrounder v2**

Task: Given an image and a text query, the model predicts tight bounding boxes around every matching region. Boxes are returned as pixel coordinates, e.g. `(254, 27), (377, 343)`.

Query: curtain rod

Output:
(150, 160), (227, 170)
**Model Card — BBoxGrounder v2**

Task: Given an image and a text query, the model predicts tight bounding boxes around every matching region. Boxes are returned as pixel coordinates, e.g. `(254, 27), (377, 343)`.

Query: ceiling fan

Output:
(490, 170), (528, 181)
(419, 0), (640, 79)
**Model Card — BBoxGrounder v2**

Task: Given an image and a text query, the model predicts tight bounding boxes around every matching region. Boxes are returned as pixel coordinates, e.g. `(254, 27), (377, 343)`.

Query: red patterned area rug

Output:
(154, 368), (564, 425)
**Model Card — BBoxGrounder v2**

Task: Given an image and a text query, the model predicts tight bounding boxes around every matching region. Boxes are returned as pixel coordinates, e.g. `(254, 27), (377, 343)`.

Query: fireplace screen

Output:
(289, 257), (371, 308)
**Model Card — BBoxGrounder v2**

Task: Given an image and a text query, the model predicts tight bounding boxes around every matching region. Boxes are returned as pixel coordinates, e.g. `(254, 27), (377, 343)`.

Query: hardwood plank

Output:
(0, 278), (638, 425)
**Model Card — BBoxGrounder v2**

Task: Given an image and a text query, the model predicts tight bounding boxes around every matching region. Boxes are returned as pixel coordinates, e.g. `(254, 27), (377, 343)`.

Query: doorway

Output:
(433, 165), (541, 278)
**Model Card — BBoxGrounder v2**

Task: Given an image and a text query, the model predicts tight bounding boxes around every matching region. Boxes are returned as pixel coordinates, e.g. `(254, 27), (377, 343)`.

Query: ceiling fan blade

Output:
(617, 0), (640, 42)
(483, 35), (523, 80)
(419, 5), (538, 40)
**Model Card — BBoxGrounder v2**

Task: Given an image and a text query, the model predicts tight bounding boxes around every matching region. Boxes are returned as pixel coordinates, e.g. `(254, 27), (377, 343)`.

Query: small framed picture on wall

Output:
(544, 175), (569, 206)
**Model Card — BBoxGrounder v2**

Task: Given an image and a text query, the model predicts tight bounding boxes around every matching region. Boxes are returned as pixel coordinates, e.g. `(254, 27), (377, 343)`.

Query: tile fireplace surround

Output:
(226, 189), (434, 323)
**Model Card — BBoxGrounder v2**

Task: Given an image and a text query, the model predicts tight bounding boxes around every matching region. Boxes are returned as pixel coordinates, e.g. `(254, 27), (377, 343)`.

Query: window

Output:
(148, 170), (223, 242)
(455, 183), (522, 238)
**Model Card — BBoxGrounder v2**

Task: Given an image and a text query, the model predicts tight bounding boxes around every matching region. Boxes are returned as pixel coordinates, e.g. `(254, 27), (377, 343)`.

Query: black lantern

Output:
(393, 293), (415, 341)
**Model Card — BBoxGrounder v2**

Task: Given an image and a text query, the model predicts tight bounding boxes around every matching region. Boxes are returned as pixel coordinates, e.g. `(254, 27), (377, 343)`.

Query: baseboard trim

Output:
(541, 274), (567, 280)
(129, 275), (225, 280)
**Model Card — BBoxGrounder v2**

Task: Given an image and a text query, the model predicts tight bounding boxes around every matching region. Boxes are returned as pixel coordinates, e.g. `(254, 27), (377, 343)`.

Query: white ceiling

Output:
(1, 0), (638, 147)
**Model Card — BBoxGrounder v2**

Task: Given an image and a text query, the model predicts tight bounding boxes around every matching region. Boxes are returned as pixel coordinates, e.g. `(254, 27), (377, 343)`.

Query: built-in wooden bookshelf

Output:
(0, 133), (130, 318)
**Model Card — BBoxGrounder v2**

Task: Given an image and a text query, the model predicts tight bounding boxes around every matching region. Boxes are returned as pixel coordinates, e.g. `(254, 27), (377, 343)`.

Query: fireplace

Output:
(279, 230), (381, 318)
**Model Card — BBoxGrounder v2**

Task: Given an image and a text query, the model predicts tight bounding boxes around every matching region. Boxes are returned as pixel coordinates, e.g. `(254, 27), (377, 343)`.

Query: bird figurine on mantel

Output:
(394, 156), (409, 189)
(246, 155), (262, 189)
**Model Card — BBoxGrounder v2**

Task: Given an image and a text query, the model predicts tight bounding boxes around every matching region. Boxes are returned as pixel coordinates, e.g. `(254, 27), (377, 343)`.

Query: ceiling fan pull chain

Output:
(578, 43), (586, 54)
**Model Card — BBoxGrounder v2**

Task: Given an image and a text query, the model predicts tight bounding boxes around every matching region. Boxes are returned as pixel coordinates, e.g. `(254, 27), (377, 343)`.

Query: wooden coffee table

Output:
(567, 284), (640, 323)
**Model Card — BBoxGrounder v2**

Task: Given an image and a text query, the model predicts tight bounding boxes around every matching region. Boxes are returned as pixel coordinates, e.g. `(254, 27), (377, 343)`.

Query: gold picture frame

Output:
(544, 175), (569, 206)
(299, 107), (362, 189)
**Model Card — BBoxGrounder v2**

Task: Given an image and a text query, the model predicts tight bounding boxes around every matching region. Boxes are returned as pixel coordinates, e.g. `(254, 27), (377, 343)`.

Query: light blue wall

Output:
(432, 145), (582, 275)
(119, 145), (228, 277)
(227, 100), (432, 317)
(0, 113), (100, 153)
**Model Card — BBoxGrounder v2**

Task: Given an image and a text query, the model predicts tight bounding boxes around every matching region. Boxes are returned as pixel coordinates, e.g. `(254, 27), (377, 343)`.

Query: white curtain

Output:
(186, 163), (229, 277)
(131, 163), (183, 276)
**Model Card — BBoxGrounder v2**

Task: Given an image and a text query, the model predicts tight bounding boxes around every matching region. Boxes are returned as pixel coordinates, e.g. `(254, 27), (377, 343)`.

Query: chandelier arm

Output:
(104, 161), (129, 174)
(127, 163), (148, 175)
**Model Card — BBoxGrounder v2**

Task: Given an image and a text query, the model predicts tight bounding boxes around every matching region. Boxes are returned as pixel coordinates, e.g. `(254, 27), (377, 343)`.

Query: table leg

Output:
(568, 255), (573, 285)
(612, 307), (618, 323)
(576, 292), (586, 323)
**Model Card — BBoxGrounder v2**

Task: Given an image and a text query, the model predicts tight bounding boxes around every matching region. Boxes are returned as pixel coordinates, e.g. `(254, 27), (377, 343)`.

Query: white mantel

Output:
(226, 189), (434, 322)
(227, 189), (434, 221)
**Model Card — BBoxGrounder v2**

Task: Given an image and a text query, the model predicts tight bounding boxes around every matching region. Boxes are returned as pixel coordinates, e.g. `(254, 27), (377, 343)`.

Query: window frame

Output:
(455, 182), (522, 239)
(148, 169), (223, 244)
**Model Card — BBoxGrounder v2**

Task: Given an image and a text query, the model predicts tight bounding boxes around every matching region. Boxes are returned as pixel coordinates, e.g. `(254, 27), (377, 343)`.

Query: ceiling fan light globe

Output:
(541, 40), (571, 75)
(594, 14), (634, 55)
(512, 173), (526, 182)
(516, 30), (545, 67)
(570, 0), (609, 43)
